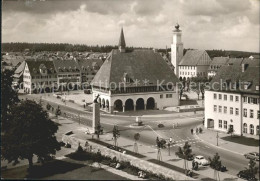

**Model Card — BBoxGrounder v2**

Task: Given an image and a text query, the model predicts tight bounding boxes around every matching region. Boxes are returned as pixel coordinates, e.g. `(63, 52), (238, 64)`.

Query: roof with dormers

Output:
(77, 58), (103, 73)
(52, 58), (80, 73)
(91, 49), (179, 89)
(25, 59), (57, 76)
(208, 59), (260, 95)
(179, 50), (212, 66)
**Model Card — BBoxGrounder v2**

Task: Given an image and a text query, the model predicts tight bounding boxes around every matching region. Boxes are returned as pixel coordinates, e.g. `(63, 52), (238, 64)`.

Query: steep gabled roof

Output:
(179, 50), (211, 66)
(26, 60), (57, 76)
(92, 49), (179, 88)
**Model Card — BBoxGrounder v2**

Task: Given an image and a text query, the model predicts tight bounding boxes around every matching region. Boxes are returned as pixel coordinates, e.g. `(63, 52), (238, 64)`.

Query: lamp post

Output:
(216, 131), (219, 146)
(168, 137), (172, 156)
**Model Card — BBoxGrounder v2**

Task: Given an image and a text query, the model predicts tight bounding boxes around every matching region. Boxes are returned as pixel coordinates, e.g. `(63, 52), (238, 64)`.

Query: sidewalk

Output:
(195, 126), (259, 155)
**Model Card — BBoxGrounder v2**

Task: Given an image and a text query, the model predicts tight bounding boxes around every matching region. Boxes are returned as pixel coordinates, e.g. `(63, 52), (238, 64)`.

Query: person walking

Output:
(191, 129), (193, 134)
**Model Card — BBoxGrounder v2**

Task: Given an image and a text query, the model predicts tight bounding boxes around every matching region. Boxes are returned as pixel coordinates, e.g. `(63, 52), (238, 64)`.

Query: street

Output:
(21, 94), (259, 178)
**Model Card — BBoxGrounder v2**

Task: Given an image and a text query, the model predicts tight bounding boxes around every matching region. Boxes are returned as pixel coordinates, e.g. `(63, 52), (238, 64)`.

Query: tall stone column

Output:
(144, 104), (147, 110)
(92, 102), (100, 134)
(123, 105), (125, 112)
(134, 104), (136, 111)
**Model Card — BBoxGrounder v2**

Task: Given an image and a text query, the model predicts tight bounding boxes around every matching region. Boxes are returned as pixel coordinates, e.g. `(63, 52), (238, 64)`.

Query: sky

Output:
(2, 0), (260, 52)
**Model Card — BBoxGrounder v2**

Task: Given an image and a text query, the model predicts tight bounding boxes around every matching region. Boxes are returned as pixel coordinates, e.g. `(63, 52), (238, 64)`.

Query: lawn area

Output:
(221, 135), (259, 147)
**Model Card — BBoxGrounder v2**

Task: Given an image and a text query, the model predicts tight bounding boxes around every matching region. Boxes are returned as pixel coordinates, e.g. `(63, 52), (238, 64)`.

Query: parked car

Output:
(244, 152), (259, 161)
(175, 152), (194, 161)
(237, 170), (257, 181)
(194, 155), (209, 166)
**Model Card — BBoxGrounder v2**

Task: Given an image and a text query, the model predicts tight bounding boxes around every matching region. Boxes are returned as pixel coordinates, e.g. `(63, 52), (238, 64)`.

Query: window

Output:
(235, 96), (239, 102)
(214, 93), (217, 99)
(243, 123), (247, 133)
(224, 95), (227, 101)
(243, 96), (247, 103)
(243, 109), (247, 117)
(219, 106), (222, 113)
(219, 94), (222, 100)
(250, 124), (254, 135)
(166, 94), (172, 98)
(219, 120), (222, 128)
(160, 94), (163, 99)
(250, 110), (254, 118)
(230, 95), (233, 101)
(224, 121), (227, 129)
(258, 111), (260, 119)
(256, 86), (259, 91)
(257, 126), (259, 135)
(230, 107), (233, 115)
(252, 98), (258, 104)
(214, 105), (217, 112)
(224, 106), (227, 114)
(235, 108), (239, 115)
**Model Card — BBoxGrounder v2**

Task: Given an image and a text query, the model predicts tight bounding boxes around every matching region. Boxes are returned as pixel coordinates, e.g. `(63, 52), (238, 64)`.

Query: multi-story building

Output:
(78, 58), (103, 84)
(23, 60), (57, 94)
(204, 59), (259, 137)
(52, 58), (81, 90)
(207, 56), (229, 78)
(92, 28), (180, 113)
(178, 50), (212, 80)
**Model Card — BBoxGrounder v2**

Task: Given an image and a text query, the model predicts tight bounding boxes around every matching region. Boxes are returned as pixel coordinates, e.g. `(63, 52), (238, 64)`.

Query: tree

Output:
(133, 133), (140, 153)
(1, 69), (19, 131)
(227, 126), (234, 138)
(175, 141), (192, 172)
(112, 125), (120, 148)
(245, 159), (258, 179)
(209, 153), (222, 180)
(1, 100), (61, 170)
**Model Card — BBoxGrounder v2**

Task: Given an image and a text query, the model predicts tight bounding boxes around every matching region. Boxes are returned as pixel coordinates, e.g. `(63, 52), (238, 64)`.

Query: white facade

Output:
(171, 28), (183, 77)
(23, 63), (57, 94)
(204, 90), (259, 137)
(93, 89), (179, 113)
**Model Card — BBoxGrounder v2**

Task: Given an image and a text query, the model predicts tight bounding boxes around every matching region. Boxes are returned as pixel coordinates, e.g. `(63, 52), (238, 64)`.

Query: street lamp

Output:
(216, 131), (219, 146)
(168, 137), (172, 156)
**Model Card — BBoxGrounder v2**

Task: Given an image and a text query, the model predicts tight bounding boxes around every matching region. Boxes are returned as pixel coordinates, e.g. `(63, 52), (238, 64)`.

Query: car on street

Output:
(237, 170), (257, 181)
(194, 155), (209, 166)
(244, 152), (259, 161)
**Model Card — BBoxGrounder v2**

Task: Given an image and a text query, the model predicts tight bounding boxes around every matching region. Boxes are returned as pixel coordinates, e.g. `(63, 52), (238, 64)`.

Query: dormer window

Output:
(256, 86), (259, 91)
(244, 81), (252, 90)
(123, 73), (133, 83)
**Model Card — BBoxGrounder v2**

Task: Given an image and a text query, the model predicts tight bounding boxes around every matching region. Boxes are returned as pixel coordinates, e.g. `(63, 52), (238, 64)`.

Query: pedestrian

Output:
(84, 104), (86, 108)
(191, 129), (193, 134)
(196, 128), (199, 134)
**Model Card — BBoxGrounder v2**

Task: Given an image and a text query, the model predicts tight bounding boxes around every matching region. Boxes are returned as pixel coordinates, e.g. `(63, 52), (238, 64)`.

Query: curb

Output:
(193, 131), (244, 156)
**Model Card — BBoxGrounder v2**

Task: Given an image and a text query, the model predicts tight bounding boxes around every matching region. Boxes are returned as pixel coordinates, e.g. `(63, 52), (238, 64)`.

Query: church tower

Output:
(118, 28), (126, 53)
(171, 23), (183, 77)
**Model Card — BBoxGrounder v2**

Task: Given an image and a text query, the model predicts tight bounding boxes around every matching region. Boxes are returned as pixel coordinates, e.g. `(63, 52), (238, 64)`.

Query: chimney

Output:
(242, 63), (249, 72)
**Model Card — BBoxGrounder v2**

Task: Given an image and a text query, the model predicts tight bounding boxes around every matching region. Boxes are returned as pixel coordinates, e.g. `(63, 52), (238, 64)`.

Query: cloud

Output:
(2, 0), (259, 52)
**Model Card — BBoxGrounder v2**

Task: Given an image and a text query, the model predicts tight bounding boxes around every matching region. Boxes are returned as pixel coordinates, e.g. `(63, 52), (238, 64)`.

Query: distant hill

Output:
(2, 42), (259, 58)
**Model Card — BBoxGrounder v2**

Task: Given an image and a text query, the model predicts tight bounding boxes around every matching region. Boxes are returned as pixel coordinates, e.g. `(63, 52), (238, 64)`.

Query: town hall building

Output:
(91, 28), (180, 113)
